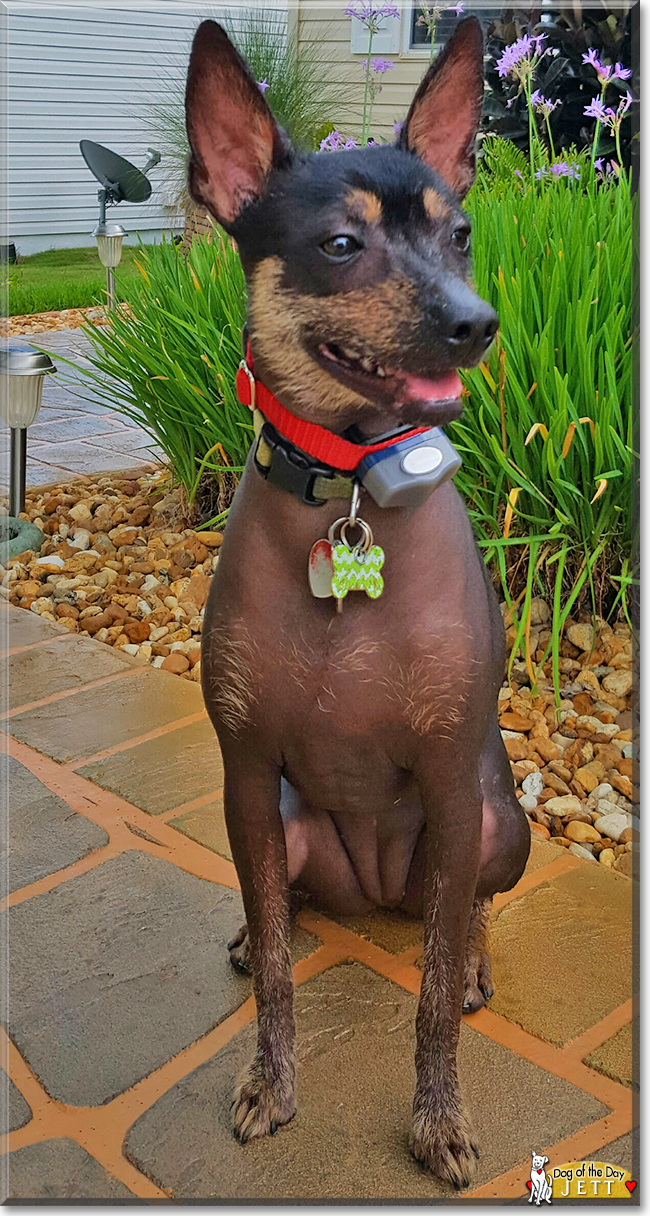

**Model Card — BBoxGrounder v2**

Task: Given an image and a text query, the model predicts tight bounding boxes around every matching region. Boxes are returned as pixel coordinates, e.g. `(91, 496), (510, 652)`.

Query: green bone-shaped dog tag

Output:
(331, 543), (385, 600)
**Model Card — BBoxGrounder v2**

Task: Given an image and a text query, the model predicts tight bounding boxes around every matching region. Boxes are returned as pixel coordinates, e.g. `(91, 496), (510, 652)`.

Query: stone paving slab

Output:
(26, 414), (129, 444)
(6, 667), (203, 763)
(4, 1139), (137, 1201)
(585, 1020), (636, 1090)
(126, 963), (607, 1201)
(2, 632), (136, 713)
(490, 864), (633, 1046)
(0, 602), (67, 646)
(587, 1129), (638, 1171)
(520, 835), (568, 873)
(0, 1069), (32, 1134)
(169, 796), (232, 860)
(3, 850), (318, 1106)
(78, 717), (223, 816)
(80, 429), (163, 457)
(2, 755), (108, 894)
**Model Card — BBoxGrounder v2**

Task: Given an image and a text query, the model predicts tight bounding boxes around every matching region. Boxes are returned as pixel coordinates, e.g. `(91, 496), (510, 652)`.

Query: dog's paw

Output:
(228, 923), (252, 974)
(463, 950), (494, 1014)
(232, 1067), (296, 1144)
(409, 1107), (479, 1189)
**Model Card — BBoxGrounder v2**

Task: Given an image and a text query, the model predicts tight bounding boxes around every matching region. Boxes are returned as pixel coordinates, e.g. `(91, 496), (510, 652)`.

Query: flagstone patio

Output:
(0, 329), (164, 488)
(0, 600), (638, 1201)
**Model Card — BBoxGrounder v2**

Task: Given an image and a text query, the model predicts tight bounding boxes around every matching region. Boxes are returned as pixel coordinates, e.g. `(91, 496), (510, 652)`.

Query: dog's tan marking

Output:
(204, 619), (261, 735)
(248, 257), (418, 427)
(345, 188), (382, 224)
(423, 187), (450, 221)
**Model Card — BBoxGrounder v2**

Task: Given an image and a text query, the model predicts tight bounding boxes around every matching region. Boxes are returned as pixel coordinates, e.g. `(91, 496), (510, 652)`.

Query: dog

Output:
(186, 16), (530, 1189)
(529, 1152), (553, 1204)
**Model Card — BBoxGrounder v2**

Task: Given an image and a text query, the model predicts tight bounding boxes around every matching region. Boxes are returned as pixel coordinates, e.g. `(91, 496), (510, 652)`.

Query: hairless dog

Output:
(186, 17), (530, 1189)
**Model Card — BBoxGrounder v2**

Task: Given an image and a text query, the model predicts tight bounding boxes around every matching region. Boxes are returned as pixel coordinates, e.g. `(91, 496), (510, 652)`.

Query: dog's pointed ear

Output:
(185, 20), (291, 227)
(398, 17), (484, 198)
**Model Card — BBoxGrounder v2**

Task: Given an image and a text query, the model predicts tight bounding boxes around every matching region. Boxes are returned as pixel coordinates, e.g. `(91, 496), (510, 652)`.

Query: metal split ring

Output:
(327, 515), (373, 554)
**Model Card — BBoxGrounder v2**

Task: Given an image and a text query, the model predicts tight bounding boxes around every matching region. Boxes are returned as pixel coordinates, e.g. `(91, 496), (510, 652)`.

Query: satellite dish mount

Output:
(79, 139), (160, 309)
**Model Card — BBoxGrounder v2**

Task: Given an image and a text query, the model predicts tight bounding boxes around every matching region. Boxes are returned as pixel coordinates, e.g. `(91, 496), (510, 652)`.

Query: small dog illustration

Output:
(529, 1151), (553, 1205)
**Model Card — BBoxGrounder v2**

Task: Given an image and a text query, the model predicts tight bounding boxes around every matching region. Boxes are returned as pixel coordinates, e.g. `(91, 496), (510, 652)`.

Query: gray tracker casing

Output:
(357, 427), (462, 509)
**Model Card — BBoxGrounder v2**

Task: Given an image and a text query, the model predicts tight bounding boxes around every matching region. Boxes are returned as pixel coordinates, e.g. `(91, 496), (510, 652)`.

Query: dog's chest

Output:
(204, 608), (478, 748)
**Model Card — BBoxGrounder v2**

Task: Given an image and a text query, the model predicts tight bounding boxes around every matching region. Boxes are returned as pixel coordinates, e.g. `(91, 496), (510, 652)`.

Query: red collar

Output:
(235, 342), (428, 474)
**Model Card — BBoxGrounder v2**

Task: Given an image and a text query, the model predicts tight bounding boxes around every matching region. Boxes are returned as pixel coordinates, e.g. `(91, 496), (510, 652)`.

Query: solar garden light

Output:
(0, 343), (56, 517)
(93, 216), (127, 310)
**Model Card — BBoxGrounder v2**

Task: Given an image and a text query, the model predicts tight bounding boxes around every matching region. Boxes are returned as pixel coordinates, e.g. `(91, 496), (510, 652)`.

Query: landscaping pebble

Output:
(3, 471), (636, 881)
(568, 842), (597, 863)
(1, 306), (110, 337)
(592, 812), (630, 844)
(3, 471), (221, 687)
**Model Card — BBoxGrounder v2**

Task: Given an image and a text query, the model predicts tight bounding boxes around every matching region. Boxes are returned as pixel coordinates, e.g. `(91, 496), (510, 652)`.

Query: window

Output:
(349, 12), (401, 55)
(403, 5), (489, 54)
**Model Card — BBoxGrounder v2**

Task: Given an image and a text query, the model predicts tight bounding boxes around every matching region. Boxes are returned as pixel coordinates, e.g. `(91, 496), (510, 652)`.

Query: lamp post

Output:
(0, 343), (57, 517)
(93, 215), (127, 311)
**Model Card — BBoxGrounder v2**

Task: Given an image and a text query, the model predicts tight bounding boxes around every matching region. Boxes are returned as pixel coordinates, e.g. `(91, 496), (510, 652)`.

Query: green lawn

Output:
(2, 245), (148, 316)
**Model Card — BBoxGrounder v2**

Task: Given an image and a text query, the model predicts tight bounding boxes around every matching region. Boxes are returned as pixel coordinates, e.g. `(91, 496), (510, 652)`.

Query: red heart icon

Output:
(526, 1182), (532, 1192)
(626, 1181), (637, 1194)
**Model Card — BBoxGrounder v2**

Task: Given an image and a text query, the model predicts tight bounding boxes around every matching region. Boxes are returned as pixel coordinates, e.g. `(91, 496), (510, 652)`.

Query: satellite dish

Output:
(79, 139), (152, 204)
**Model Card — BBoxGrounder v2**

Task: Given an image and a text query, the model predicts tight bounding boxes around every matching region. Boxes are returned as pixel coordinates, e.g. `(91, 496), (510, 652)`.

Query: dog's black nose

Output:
(437, 278), (498, 365)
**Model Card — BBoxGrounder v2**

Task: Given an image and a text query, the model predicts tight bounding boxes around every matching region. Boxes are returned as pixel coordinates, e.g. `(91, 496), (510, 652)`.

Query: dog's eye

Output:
(321, 235), (361, 261)
(451, 226), (471, 255)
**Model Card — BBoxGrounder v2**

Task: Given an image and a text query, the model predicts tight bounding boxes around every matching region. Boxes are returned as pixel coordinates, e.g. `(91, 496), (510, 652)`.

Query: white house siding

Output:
(6, 0), (287, 255)
(295, 3), (428, 144)
(294, 2), (488, 144)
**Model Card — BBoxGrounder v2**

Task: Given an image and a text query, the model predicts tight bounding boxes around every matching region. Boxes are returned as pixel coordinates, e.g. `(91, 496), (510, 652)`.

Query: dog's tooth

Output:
(376, 365), (386, 377)
(360, 357), (374, 373)
(341, 346), (359, 361)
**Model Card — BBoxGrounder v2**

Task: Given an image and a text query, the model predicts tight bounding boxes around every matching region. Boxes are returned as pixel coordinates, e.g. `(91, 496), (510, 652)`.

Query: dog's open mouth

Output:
(315, 341), (464, 424)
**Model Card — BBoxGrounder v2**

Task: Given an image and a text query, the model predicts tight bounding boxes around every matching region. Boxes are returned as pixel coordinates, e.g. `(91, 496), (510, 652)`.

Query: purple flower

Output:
(344, 3), (400, 22)
(447, 1), (464, 14)
(582, 47), (602, 70)
(257, 78), (269, 94)
(361, 56), (395, 72)
(622, 90), (637, 113)
(514, 169), (523, 179)
(393, 120), (404, 135)
(581, 48), (631, 87)
(496, 33), (545, 80)
(319, 130), (360, 151)
(584, 96), (609, 121)
(536, 161), (580, 181)
(549, 161), (580, 179)
(531, 90), (561, 116)
(594, 157), (604, 171)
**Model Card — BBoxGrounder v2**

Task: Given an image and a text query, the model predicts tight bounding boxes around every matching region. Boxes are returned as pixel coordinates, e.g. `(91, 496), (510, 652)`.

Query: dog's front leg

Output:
(223, 750), (296, 1142)
(410, 754), (482, 1189)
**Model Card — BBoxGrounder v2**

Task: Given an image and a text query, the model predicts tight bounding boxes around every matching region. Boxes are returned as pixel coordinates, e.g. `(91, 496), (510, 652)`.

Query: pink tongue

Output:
(398, 370), (462, 403)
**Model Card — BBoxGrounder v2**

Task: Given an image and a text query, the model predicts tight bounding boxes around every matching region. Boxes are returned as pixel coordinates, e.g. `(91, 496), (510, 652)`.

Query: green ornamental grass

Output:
(72, 142), (633, 693)
(454, 140), (634, 686)
(75, 231), (250, 520)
